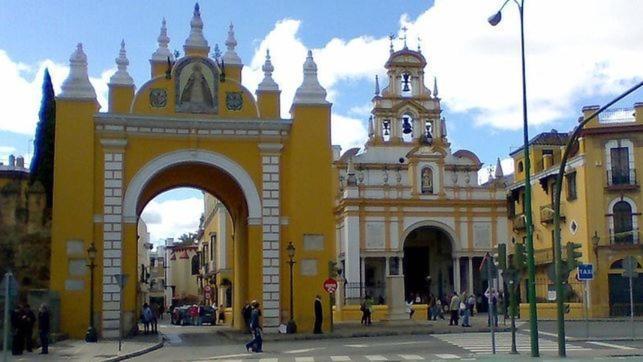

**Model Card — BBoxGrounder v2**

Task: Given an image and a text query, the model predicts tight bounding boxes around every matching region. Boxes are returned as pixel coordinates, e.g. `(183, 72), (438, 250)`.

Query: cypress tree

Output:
(30, 68), (56, 208)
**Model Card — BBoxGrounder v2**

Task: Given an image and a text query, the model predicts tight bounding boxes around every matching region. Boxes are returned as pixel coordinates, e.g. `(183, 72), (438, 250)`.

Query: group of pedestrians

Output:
(360, 295), (374, 325)
(11, 303), (50, 356)
(404, 289), (498, 328)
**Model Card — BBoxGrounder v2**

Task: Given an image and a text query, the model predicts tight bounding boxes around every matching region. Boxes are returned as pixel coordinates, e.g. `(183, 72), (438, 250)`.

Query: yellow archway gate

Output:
(49, 4), (335, 339)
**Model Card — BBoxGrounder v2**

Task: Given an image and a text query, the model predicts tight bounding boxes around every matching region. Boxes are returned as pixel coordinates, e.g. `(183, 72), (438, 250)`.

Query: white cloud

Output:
(0, 49), (112, 136)
(244, 0), (642, 133)
(331, 113), (369, 152)
(478, 157), (515, 184)
(140, 197), (204, 245)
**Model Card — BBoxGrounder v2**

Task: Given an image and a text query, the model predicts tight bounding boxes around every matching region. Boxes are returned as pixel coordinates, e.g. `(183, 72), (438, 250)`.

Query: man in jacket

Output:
(449, 292), (460, 326)
(313, 295), (323, 334)
(38, 304), (50, 354)
(245, 301), (262, 352)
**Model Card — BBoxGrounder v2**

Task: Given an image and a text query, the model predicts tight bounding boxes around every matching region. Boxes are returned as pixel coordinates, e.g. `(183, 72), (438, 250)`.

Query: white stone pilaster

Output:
(453, 257), (461, 294)
(259, 143), (282, 327)
(100, 138), (127, 338)
(467, 257), (474, 295)
(343, 214), (360, 284)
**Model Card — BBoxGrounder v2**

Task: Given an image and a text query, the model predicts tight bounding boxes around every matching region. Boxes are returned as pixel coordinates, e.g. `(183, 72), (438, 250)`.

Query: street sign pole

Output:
(583, 279), (589, 339)
(2, 272), (11, 362)
(485, 253), (496, 355)
(629, 273), (634, 340)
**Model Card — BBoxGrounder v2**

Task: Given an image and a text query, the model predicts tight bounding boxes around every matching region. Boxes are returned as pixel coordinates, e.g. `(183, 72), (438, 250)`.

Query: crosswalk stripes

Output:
(433, 332), (590, 354)
(201, 354), (470, 361)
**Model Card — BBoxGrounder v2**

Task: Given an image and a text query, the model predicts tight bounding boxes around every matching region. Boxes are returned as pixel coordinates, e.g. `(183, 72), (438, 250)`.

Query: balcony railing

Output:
(513, 214), (526, 231)
(539, 204), (564, 224)
(606, 169), (638, 188)
(609, 228), (640, 244)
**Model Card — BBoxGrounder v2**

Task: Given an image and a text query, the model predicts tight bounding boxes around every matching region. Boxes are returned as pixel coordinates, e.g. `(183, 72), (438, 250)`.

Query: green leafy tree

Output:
(30, 68), (56, 208)
(178, 232), (198, 244)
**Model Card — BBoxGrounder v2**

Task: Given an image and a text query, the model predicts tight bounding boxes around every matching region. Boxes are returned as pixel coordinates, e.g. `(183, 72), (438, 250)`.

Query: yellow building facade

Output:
(508, 102), (643, 318)
(50, 4), (335, 338)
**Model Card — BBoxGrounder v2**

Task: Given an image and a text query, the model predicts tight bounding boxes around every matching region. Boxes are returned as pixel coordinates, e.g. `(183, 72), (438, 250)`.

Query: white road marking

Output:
(399, 354), (424, 360)
(330, 357), (352, 361)
(587, 341), (635, 350)
(285, 348), (323, 354)
(365, 355), (388, 361)
(346, 344), (369, 348)
(207, 353), (252, 359)
(434, 354), (460, 360)
(295, 357), (315, 362)
(259, 359), (279, 362)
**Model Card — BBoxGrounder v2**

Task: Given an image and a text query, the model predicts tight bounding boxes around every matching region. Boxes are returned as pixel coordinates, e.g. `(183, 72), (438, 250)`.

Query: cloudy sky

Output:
(1, 0), (641, 245)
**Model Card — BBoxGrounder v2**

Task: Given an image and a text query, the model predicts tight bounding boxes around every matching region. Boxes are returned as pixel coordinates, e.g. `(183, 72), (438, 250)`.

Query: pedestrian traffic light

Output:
(513, 243), (527, 271)
(565, 242), (582, 272)
(496, 243), (507, 270)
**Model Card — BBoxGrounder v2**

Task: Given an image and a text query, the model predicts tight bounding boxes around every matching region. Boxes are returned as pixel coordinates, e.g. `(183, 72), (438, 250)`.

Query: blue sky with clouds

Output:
(1, 0), (641, 244)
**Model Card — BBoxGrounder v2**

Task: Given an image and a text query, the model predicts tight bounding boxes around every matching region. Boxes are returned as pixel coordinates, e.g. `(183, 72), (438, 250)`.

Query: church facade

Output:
(333, 44), (508, 319)
(49, 4), (335, 338)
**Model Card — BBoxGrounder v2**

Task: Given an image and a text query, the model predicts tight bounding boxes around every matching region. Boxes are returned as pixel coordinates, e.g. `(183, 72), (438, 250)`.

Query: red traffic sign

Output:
(323, 278), (338, 293)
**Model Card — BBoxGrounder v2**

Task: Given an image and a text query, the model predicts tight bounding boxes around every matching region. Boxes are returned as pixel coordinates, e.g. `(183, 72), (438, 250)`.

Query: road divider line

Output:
(285, 348), (323, 354)
(330, 356), (351, 361)
(587, 341), (635, 350)
(399, 354), (424, 360)
(434, 354), (460, 359)
(365, 355), (388, 361)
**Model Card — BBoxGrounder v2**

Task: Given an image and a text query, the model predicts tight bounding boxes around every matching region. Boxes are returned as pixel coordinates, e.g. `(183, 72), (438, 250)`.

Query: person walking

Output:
(313, 295), (323, 334)
(142, 303), (153, 334)
(38, 304), (50, 354)
(364, 295), (373, 325)
(242, 302), (252, 332)
(245, 301), (263, 353)
(11, 305), (25, 355)
(467, 293), (476, 317)
(449, 292), (460, 326)
(461, 294), (471, 327)
(150, 303), (159, 333)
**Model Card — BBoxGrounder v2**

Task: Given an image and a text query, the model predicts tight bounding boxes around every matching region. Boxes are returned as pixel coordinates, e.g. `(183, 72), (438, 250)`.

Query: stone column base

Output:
(385, 275), (407, 320)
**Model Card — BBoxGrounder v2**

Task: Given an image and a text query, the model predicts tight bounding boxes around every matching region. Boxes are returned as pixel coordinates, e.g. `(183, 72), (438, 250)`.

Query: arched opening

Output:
(113, 151), (262, 335)
(608, 258), (643, 316)
(402, 226), (454, 302)
(401, 114), (414, 143)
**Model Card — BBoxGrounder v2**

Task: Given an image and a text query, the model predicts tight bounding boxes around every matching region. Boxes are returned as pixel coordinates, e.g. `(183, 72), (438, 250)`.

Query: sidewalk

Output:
(7, 333), (163, 362)
(218, 315), (511, 342)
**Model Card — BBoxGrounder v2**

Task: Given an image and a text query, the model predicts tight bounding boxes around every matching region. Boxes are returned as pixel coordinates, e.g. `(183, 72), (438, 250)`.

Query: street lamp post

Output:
(488, 0), (539, 357)
(551, 80), (643, 356)
(85, 242), (98, 342)
(286, 241), (297, 333)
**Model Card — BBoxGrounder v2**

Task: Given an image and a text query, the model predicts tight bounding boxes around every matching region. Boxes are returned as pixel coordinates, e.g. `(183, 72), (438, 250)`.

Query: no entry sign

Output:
(323, 278), (338, 293)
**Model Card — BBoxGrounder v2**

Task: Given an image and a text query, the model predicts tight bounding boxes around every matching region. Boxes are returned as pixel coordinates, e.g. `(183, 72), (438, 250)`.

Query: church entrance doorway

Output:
(403, 226), (453, 303)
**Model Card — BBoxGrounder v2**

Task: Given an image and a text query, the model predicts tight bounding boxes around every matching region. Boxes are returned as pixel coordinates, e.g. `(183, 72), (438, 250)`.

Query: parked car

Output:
(200, 306), (216, 325)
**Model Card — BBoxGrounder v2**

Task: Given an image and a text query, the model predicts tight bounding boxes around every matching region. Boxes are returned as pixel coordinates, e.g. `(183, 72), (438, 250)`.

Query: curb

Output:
(102, 335), (166, 362)
(217, 326), (512, 342)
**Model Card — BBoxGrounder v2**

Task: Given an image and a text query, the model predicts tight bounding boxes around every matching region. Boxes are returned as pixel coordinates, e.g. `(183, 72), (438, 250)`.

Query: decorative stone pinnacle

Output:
(110, 39), (134, 86)
(495, 158), (504, 179)
(368, 115), (374, 137)
(257, 49), (279, 91)
(183, 2), (210, 54)
(223, 23), (242, 65)
(152, 18), (173, 62)
(60, 43), (96, 99)
(433, 76), (439, 99)
(293, 50), (327, 105)
(374, 75), (380, 96)
(389, 34), (395, 54)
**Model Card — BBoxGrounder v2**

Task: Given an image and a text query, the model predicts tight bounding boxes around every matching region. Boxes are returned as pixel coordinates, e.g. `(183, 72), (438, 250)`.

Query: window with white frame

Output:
(609, 198), (638, 244)
(606, 139), (635, 185)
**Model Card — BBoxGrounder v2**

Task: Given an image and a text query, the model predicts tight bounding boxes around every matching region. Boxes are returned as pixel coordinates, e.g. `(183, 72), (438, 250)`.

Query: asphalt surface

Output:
(131, 321), (643, 361)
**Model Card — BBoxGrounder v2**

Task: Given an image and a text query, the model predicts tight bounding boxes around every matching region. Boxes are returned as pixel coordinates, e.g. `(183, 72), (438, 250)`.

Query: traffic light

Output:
(513, 243), (527, 271)
(496, 243), (507, 270)
(565, 242), (582, 272)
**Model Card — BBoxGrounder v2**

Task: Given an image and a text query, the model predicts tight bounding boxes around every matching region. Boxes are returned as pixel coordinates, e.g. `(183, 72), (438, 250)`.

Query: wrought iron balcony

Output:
(606, 169), (638, 190)
(539, 204), (564, 224)
(609, 228), (640, 245)
(513, 214), (526, 231)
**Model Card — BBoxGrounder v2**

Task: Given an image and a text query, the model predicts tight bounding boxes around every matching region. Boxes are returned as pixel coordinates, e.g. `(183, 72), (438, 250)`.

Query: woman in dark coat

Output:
(38, 304), (50, 354)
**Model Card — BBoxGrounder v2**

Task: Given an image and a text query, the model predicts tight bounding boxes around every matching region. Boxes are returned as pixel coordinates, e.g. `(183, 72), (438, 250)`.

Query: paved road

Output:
(533, 319), (643, 340)
(132, 322), (643, 361)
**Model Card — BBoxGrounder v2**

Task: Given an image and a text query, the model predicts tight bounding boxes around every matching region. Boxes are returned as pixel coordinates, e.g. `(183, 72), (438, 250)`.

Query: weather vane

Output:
(400, 26), (408, 48)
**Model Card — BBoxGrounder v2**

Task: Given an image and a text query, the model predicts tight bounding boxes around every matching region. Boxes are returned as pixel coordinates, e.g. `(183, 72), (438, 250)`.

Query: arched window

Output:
(517, 161), (524, 173)
(401, 114), (414, 143)
(382, 119), (391, 142)
(613, 200), (633, 243)
(401, 72), (412, 97)
(191, 254), (200, 275)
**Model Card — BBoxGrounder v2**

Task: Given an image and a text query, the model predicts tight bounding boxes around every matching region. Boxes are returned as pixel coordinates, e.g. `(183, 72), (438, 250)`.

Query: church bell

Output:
(402, 73), (411, 92)
(402, 117), (413, 134)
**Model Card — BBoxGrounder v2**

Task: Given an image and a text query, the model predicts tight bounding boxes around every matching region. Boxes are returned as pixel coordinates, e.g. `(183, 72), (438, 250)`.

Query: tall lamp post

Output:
(286, 241), (297, 333)
(551, 80), (643, 356)
(488, 0), (539, 356)
(85, 242), (98, 342)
